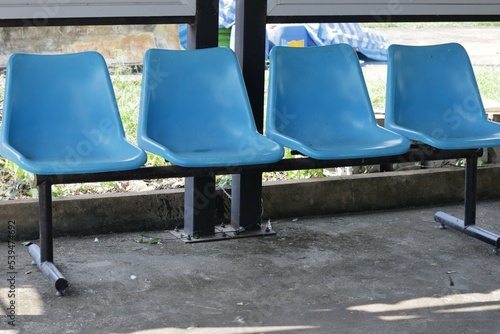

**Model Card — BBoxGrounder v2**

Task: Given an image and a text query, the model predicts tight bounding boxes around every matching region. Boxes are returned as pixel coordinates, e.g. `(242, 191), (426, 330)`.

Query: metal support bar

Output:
(231, 173), (264, 231)
(26, 243), (68, 296)
(0, 16), (195, 28)
(36, 148), (479, 186)
(182, 0), (219, 237)
(231, 0), (268, 230)
(464, 154), (478, 226)
(434, 151), (500, 249)
(265, 14), (500, 25)
(435, 212), (500, 248)
(187, 0), (218, 50)
(184, 175), (217, 236)
(39, 181), (53, 263)
(26, 179), (69, 296)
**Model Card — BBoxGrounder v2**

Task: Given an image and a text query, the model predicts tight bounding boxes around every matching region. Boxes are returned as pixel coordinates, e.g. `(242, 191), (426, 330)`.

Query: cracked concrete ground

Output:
(1, 202), (500, 334)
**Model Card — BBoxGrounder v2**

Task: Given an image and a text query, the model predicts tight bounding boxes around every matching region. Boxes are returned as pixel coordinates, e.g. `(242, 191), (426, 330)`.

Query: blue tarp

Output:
(267, 23), (389, 61)
(219, 0), (236, 28)
(178, 0), (390, 61)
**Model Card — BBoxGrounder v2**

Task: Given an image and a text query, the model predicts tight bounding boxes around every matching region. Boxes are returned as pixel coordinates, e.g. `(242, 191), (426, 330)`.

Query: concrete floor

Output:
(1, 201), (500, 334)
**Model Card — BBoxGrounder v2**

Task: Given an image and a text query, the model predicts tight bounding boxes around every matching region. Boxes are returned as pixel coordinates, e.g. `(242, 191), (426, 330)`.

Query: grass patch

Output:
(109, 67), (166, 168)
(475, 65), (500, 102)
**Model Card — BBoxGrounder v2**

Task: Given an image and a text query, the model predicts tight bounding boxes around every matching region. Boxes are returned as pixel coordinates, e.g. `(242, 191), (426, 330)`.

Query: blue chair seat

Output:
(271, 124), (409, 160)
(385, 43), (500, 150)
(1, 144), (146, 175)
(140, 134), (284, 167)
(0, 52), (147, 175)
(138, 47), (284, 167)
(387, 121), (500, 150)
(266, 44), (410, 160)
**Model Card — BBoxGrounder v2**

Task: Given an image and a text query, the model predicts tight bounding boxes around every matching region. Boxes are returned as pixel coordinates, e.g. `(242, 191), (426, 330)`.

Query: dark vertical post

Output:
(464, 153), (478, 226)
(184, 175), (217, 236)
(231, 0), (268, 230)
(231, 174), (264, 230)
(184, 0), (219, 236)
(187, 0), (218, 50)
(38, 180), (53, 262)
(234, 0), (267, 131)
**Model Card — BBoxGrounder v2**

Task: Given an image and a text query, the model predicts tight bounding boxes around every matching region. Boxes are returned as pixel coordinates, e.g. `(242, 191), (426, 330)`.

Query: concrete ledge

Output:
(1, 165), (500, 241)
(263, 165), (500, 218)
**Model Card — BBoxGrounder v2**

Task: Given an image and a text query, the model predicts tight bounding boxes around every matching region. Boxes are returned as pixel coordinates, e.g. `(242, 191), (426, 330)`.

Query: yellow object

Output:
(286, 40), (305, 47)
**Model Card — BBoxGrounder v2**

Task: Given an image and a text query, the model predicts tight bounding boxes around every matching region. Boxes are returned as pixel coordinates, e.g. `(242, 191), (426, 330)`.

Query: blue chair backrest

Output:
(266, 44), (379, 146)
(139, 47), (259, 154)
(2, 52), (128, 161)
(385, 43), (488, 138)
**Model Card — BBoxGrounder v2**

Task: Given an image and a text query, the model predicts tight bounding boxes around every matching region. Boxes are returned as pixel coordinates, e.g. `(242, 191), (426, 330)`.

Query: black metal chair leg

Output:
(27, 180), (68, 296)
(434, 152), (500, 249)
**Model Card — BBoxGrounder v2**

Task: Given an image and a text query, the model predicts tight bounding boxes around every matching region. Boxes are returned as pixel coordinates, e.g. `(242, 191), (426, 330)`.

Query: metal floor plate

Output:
(169, 224), (276, 243)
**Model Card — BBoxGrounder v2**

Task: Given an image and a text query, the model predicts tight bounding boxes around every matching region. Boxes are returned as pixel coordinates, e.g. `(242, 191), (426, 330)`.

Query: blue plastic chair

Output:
(385, 43), (500, 149)
(138, 47), (284, 167)
(0, 52), (147, 175)
(386, 43), (500, 249)
(266, 44), (410, 160)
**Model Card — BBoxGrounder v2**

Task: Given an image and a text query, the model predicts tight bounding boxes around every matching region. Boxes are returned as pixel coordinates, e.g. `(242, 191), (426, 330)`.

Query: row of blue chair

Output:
(1, 43), (499, 295)
(267, 43), (500, 256)
(268, 42), (500, 156)
(3, 43), (498, 177)
(268, 43), (500, 256)
(0, 48), (283, 175)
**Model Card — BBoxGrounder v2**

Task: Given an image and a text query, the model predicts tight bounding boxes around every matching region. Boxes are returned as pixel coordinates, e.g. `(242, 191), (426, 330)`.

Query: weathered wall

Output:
(0, 24), (182, 67)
